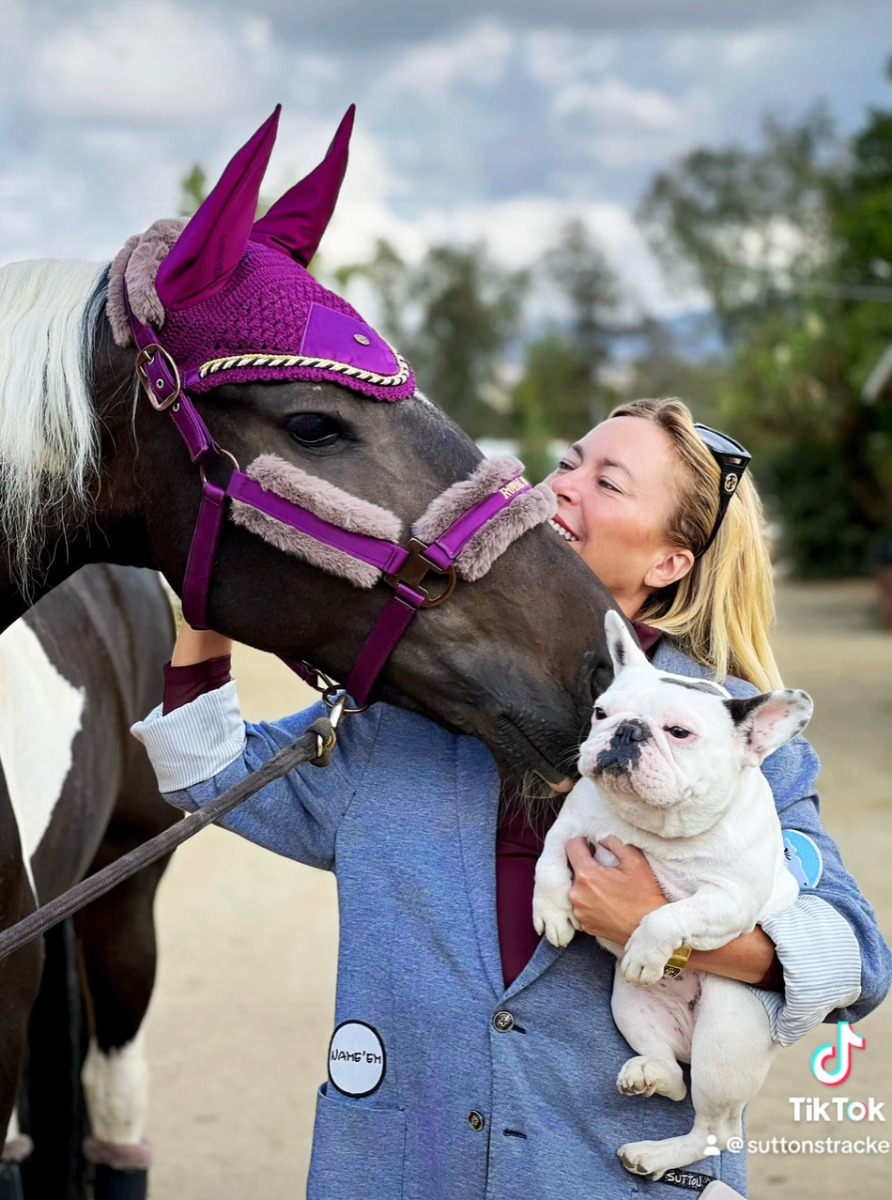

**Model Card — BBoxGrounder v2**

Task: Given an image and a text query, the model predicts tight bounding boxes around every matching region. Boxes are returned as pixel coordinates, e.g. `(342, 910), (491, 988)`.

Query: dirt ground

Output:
(144, 579), (892, 1199)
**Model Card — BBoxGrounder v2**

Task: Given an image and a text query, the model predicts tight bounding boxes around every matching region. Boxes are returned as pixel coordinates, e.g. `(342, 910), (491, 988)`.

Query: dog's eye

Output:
(666, 725), (692, 739)
(594, 706), (607, 720)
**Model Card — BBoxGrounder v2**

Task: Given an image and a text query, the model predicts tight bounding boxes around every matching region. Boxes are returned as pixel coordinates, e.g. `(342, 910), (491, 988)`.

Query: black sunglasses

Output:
(692, 423), (752, 559)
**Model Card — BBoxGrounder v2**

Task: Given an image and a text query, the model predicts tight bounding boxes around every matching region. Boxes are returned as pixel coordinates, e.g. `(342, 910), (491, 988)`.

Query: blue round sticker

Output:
(783, 830), (823, 888)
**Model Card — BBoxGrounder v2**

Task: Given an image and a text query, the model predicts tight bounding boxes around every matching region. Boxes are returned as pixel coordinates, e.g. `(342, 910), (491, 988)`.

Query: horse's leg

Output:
(74, 751), (178, 1200)
(0, 808), (42, 1200)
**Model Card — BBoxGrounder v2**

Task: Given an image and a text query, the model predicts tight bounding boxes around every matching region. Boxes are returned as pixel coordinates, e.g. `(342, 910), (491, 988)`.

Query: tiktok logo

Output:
(810, 1021), (866, 1087)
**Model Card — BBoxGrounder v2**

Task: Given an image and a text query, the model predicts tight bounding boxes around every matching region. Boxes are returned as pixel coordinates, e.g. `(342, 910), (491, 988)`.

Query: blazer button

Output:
(467, 1110), (486, 1132)
(492, 1010), (515, 1032)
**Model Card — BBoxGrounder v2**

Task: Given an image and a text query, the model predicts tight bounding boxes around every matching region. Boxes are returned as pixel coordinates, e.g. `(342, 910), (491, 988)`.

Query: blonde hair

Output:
(608, 397), (782, 692)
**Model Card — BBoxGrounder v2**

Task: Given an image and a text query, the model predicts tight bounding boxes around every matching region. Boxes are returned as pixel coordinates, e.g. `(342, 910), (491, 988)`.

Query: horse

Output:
(0, 105), (616, 1196)
(0, 565), (176, 1200)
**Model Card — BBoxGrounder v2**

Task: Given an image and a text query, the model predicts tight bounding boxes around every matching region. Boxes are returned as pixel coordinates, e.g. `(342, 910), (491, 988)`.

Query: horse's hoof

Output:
(92, 1164), (149, 1200)
(0, 1162), (24, 1200)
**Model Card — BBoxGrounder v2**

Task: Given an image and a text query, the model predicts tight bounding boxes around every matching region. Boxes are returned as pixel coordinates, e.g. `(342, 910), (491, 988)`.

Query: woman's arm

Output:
(169, 621), (233, 666)
(566, 837), (782, 988)
(132, 621), (385, 870)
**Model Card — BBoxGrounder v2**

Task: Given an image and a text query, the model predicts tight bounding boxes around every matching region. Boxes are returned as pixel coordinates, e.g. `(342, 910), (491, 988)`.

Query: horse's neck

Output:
(0, 516), (149, 634)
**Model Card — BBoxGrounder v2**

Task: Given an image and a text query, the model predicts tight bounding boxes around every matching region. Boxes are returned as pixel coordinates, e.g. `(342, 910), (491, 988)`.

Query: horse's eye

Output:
(286, 413), (345, 447)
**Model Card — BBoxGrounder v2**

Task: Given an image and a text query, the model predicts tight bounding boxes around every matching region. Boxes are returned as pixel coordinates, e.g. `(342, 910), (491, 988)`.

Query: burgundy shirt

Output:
(163, 623), (662, 988)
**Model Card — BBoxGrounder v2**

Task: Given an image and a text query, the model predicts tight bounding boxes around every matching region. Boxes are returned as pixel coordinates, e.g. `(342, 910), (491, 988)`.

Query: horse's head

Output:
(92, 107), (615, 783)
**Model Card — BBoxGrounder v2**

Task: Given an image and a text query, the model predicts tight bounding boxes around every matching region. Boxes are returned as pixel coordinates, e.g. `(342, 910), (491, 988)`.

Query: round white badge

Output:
(328, 1021), (387, 1098)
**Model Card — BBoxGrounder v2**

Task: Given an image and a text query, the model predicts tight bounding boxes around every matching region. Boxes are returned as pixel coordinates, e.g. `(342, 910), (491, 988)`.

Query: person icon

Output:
(703, 1135), (721, 1157)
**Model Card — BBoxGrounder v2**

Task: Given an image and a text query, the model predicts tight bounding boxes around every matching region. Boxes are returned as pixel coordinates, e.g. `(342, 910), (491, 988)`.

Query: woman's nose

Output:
(546, 470), (579, 505)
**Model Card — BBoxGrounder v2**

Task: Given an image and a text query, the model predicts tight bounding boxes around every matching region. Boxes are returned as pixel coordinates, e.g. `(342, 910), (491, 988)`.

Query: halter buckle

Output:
(384, 538), (457, 608)
(135, 344), (183, 412)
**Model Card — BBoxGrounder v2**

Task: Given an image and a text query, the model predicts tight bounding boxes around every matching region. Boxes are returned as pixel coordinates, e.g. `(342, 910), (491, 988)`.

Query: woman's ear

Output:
(643, 547), (695, 591)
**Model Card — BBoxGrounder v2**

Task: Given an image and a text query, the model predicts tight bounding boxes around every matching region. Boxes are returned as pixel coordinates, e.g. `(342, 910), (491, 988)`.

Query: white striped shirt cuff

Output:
(753, 892), (862, 1047)
(130, 680), (247, 792)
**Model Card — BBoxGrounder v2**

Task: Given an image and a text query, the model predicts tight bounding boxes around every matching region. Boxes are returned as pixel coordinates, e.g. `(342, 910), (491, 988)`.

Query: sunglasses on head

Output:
(692, 423), (752, 559)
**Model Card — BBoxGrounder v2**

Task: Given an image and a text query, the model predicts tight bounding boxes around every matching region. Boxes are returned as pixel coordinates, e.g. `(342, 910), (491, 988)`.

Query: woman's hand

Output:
(170, 620), (234, 666)
(567, 835), (667, 945)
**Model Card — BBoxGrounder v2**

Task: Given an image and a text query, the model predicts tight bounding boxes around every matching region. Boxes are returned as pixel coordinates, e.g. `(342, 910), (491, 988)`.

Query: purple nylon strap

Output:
(345, 480), (532, 703)
(227, 474), (408, 576)
(182, 481), (226, 628)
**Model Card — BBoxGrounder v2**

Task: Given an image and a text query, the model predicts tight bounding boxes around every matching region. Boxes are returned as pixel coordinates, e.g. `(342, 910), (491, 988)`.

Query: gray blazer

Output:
(132, 641), (890, 1200)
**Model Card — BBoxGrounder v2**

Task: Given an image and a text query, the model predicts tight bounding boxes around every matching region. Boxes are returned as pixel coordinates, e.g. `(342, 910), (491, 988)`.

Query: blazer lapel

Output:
(455, 737), (507, 999)
(455, 737), (569, 1000)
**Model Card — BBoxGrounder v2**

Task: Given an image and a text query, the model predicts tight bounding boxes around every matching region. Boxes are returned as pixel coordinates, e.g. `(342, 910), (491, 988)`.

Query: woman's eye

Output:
(666, 726), (692, 739)
(594, 706), (608, 720)
(598, 478), (621, 493)
(286, 413), (345, 447)
(556, 458), (575, 471)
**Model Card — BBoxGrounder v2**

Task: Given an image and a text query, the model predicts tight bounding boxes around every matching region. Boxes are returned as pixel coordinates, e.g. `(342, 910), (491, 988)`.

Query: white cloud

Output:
(372, 19), (515, 105)
(26, 0), (277, 122)
(553, 79), (683, 131)
(722, 30), (783, 66)
(523, 30), (617, 86)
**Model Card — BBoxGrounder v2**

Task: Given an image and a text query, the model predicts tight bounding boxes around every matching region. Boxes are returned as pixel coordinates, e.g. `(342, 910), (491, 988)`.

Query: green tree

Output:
(639, 88), (892, 577)
(179, 165), (208, 217)
(542, 219), (626, 425)
(640, 109), (837, 341)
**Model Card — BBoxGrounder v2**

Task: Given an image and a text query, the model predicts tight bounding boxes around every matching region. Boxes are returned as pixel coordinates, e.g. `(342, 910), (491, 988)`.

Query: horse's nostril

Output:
(581, 651), (613, 705)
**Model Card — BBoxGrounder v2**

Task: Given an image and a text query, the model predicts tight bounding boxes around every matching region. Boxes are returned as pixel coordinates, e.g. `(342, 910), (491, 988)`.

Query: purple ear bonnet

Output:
(107, 105), (415, 402)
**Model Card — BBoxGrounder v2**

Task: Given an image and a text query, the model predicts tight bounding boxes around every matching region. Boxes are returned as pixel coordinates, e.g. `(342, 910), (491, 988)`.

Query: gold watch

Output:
(663, 945), (693, 979)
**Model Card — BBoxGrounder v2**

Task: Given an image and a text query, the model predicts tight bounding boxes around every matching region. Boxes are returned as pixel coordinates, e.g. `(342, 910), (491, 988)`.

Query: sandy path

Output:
(144, 580), (892, 1199)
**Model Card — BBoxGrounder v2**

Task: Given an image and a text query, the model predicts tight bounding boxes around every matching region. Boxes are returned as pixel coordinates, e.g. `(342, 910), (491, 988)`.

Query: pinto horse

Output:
(0, 565), (175, 1200)
(0, 105), (615, 1197)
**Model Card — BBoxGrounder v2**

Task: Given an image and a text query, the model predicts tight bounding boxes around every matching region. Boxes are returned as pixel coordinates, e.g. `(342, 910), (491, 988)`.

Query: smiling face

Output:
(545, 415), (695, 617)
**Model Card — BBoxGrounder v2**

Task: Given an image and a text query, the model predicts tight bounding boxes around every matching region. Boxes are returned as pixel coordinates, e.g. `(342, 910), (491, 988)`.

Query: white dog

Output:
(533, 611), (812, 1180)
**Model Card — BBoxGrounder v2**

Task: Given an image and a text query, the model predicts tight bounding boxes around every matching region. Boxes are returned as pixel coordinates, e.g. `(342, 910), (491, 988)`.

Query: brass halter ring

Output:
(198, 447), (241, 485)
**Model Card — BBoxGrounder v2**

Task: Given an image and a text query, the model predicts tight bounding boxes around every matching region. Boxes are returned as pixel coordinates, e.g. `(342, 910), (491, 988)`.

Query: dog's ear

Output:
(724, 689), (813, 767)
(604, 609), (649, 676)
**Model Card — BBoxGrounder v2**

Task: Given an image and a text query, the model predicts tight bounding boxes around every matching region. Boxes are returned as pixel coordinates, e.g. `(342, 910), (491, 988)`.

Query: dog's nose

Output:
(613, 719), (650, 745)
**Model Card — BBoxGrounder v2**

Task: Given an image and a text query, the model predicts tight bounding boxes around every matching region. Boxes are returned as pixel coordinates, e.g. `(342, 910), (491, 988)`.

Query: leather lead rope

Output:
(0, 716), (337, 962)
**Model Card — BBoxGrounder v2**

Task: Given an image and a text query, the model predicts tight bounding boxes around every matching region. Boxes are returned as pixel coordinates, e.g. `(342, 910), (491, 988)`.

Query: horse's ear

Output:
(250, 105), (355, 267)
(155, 106), (280, 311)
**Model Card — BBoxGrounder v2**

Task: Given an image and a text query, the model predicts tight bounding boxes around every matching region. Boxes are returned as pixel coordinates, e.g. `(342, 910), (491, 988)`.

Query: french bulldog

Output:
(533, 610), (813, 1180)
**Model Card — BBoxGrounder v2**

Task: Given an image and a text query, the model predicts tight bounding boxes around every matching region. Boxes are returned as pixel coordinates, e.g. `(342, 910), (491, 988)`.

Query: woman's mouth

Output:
(548, 516), (580, 544)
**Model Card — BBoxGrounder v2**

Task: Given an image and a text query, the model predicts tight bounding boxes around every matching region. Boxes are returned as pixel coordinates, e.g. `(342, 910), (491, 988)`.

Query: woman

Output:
(133, 397), (891, 1199)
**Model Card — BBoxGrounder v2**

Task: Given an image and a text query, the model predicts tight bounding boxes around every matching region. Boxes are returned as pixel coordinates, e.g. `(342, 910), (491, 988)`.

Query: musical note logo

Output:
(810, 1021), (866, 1087)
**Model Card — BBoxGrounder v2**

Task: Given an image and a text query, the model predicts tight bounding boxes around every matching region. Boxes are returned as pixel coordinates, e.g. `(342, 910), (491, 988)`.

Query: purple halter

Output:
(127, 302), (543, 705)
(116, 106), (554, 704)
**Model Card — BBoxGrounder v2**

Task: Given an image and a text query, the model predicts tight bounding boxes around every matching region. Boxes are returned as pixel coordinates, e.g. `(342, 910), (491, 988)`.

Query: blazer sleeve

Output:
(131, 682), (384, 871)
(753, 731), (892, 1046)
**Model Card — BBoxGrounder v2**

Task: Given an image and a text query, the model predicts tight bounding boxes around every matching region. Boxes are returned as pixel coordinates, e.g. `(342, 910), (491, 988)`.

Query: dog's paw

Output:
(619, 948), (667, 986)
(617, 1140), (674, 1180)
(620, 928), (674, 985)
(617, 1056), (686, 1102)
(532, 893), (579, 947)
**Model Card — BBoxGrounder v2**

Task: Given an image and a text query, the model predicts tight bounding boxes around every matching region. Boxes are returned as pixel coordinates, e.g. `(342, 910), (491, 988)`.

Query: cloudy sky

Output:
(1, 0), (889, 315)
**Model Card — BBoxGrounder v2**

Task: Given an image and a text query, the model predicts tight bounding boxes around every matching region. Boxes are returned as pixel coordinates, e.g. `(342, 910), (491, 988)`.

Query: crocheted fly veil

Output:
(107, 105), (415, 402)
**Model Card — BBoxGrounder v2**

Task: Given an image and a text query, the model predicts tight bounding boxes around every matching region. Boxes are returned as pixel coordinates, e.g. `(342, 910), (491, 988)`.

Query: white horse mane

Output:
(0, 259), (107, 583)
